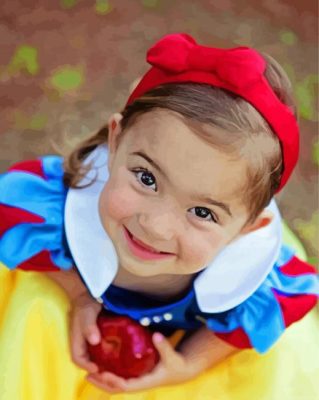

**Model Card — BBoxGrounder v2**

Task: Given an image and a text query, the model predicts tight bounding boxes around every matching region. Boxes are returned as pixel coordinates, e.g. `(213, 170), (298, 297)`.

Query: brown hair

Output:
(63, 53), (297, 225)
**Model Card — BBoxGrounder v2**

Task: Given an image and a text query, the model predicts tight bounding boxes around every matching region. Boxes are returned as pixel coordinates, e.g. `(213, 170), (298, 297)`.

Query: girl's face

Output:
(99, 109), (271, 278)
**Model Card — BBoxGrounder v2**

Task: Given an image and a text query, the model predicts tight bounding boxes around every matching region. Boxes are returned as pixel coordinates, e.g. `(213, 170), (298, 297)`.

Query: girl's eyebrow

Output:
(131, 151), (169, 180)
(130, 151), (232, 217)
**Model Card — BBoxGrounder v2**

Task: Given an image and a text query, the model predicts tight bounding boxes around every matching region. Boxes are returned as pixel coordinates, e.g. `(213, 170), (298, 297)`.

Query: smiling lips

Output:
(123, 227), (174, 261)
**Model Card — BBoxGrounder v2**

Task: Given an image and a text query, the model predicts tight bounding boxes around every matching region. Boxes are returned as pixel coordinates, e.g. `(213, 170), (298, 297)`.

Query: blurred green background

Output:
(0, 0), (318, 265)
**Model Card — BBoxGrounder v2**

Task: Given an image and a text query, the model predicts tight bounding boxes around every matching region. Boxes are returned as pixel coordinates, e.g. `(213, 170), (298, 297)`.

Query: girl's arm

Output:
(44, 268), (103, 373)
(177, 325), (240, 375)
(43, 268), (88, 301)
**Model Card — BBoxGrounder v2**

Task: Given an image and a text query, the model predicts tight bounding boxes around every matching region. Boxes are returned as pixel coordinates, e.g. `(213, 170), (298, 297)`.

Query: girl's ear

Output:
(107, 113), (123, 169)
(239, 209), (274, 236)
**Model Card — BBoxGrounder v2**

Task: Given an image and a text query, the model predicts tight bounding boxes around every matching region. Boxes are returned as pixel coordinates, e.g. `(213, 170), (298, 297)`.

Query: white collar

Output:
(65, 145), (282, 313)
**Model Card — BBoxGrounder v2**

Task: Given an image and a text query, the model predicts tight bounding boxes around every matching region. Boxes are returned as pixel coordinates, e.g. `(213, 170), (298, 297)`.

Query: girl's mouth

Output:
(123, 227), (174, 261)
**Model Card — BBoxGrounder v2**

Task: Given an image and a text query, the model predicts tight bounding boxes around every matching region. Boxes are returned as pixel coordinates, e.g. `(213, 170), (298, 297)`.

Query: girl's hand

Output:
(86, 332), (198, 393)
(69, 292), (103, 374)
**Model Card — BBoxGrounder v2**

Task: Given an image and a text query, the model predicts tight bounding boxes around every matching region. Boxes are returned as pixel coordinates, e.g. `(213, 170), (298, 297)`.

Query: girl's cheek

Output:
(101, 182), (139, 222)
(182, 232), (226, 270)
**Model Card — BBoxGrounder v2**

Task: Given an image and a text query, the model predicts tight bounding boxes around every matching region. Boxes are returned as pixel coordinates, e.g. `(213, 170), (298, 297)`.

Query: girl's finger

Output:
(86, 372), (127, 393)
(152, 333), (179, 364)
(124, 364), (166, 392)
(70, 322), (99, 373)
(100, 371), (128, 389)
(86, 376), (120, 393)
(83, 323), (101, 345)
(78, 306), (102, 345)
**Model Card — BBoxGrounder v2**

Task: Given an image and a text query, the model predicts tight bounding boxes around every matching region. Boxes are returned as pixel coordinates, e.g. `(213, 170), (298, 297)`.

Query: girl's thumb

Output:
(152, 333), (172, 360)
(85, 323), (101, 345)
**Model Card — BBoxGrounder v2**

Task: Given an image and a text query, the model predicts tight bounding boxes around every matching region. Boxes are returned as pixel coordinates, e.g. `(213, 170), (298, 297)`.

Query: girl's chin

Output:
(121, 264), (163, 277)
(118, 255), (169, 278)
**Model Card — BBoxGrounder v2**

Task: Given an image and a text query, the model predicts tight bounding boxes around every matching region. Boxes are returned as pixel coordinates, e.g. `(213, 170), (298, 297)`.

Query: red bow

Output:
(127, 33), (299, 193)
(147, 33), (266, 90)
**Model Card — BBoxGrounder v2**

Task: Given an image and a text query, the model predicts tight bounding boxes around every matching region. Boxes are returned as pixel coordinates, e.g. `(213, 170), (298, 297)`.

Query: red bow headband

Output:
(127, 33), (299, 193)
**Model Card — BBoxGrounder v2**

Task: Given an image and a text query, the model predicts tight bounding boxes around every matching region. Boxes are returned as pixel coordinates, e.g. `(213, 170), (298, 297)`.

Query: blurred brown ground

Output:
(0, 0), (318, 264)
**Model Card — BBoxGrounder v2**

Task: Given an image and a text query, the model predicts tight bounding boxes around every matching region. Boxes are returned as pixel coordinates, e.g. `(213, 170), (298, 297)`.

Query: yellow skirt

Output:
(0, 226), (318, 400)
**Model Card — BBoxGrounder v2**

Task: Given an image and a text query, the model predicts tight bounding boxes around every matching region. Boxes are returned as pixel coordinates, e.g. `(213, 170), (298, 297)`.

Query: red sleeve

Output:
(215, 328), (252, 350)
(8, 159), (47, 179)
(17, 251), (61, 272)
(214, 256), (318, 351)
(0, 159), (60, 272)
(273, 256), (318, 328)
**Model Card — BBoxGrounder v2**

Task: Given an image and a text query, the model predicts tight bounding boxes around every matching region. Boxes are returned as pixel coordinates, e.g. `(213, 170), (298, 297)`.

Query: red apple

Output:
(88, 311), (160, 378)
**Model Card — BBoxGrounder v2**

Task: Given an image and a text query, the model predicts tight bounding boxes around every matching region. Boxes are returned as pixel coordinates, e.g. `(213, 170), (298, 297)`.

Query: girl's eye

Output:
(189, 207), (218, 223)
(132, 168), (157, 191)
(131, 169), (218, 223)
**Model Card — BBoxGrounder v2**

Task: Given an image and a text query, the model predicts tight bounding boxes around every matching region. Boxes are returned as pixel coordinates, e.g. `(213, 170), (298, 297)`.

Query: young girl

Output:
(0, 33), (318, 399)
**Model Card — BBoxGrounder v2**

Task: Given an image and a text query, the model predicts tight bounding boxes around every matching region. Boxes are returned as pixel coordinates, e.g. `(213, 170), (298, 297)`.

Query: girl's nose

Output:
(138, 210), (176, 242)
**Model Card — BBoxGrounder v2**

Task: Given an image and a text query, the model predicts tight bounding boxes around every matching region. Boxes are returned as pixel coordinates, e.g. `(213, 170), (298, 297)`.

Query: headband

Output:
(127, 33), (299, 192)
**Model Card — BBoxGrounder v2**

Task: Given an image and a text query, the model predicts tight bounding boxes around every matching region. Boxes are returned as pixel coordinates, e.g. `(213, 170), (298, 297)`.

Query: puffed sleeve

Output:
(201, 245), (318, 353)
(0, 157), (73, 272)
